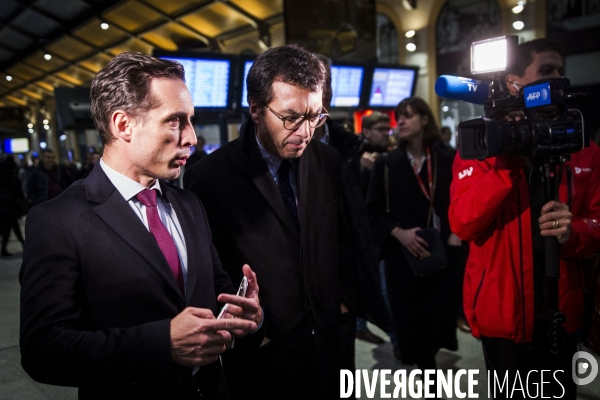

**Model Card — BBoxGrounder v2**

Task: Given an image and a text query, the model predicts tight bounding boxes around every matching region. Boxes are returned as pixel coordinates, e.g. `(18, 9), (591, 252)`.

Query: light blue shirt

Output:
(255, 134), (298, 205)
(99, 159), (189, 289)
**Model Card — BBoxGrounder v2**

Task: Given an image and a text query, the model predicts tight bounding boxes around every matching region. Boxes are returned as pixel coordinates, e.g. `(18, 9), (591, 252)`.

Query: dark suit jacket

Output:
(184, 119), (354, 399)
(19, 165), (244, 400)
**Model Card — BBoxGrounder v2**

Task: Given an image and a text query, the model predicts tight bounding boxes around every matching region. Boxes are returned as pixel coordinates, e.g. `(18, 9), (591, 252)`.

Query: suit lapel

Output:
(239, 121), (300, 240)
(85, 167), (184, 301)
(161, 183), (200, 304)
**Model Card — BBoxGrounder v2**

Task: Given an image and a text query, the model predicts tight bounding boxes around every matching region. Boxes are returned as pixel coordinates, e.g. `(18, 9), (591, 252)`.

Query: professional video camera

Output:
(435, 35), (589, 160)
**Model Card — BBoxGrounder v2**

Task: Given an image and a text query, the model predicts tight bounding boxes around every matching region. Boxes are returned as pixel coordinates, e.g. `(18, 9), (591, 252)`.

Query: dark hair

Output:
(362, 111), (390, 129)
(247, 44), (326, 107)
(514, 38), (562, 77)
(90, 52), (185, 145)
(394, 97), (441, 146)
(41, 149), (54, 156)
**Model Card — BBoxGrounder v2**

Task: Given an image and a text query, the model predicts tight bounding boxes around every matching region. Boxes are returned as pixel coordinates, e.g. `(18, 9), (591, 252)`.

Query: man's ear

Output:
(111, 110), (134, 142)
(249, 99), (260, 124)
(505, 73), (521, 96)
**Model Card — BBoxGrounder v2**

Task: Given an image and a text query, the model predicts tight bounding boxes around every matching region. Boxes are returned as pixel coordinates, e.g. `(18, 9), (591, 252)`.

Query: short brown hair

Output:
(247, 45), (326, 107)
(362, 111), (390, 130)
(90, 52), (185, 145)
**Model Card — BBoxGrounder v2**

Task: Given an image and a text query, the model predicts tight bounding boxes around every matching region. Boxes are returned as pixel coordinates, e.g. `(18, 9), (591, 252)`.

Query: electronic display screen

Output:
(161, 57), (231, 108)
(4, 138), (29, 153)
(330, 65), (364, 108)
(240, 60), (254, 108)
(368, 67), (416, 108)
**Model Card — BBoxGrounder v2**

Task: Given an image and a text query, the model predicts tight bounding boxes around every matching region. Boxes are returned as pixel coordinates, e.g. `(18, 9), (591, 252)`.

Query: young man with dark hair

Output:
(450, 38), (600, 399)
(20, 52), (263, 400)
(184, 44), (354, 399)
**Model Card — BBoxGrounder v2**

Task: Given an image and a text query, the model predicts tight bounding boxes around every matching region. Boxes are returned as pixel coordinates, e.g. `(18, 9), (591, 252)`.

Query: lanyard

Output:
(412, 147), (433, 207)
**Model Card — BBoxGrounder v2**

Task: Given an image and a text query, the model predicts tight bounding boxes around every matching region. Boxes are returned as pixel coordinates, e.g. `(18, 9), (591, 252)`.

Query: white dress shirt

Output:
(99, 159), (189, 288)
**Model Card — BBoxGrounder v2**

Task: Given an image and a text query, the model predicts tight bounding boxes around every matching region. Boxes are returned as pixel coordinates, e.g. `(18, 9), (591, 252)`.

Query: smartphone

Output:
(217, 276), (248, 319)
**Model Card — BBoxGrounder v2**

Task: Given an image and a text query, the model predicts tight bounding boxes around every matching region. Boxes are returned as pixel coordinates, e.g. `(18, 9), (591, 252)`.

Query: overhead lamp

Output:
(60, 135), (67, 141)
(43, 119), (49, 124)
(28, 129), (34, 134)
(27, 123), (33, 128)
(6, 75), (12, 81)
(44, 124), (50, 130)
(512, 1), (526, 14)
(40, 142), (47, 149)
(406, 43), (417, 52)
(512, 21), (525, 30)
(100, 22), (109, 30)
(405, 30), (416, 38)
(442, 106), (449, 112)
(44, 54), (52, 60)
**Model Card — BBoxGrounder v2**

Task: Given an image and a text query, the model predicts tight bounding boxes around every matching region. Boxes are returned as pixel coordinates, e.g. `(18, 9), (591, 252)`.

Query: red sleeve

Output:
(560, 142), (600, 258)
(449, 152), (523, 241)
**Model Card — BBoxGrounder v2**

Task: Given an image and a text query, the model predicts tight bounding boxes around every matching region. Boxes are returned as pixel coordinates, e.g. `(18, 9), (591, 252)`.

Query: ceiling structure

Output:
(0, 0), (283, 108)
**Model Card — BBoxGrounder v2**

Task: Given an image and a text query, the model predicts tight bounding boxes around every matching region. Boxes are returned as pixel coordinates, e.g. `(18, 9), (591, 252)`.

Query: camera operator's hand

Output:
(539, 200), (572, 244)
(391, 226), (429, 258)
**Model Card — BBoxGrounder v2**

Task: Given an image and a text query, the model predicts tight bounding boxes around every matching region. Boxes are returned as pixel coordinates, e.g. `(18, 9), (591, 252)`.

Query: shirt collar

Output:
(100, 158), (163, 202)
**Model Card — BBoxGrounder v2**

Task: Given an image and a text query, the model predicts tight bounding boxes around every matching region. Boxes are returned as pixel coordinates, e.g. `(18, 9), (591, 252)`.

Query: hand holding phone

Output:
(217, 276), (248, 319)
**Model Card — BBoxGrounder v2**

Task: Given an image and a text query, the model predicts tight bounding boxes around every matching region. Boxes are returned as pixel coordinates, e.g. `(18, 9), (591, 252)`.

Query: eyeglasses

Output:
(263, 103), (329, 130)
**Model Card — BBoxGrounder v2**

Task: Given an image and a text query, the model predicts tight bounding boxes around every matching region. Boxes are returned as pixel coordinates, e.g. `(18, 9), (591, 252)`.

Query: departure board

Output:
(368, 67), (416, 108)
(162, 57), (231, 108)
(330, 65), (364, 108)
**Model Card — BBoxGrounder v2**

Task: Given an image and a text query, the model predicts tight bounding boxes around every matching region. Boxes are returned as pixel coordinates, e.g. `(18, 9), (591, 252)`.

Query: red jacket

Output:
(449, 142), (600, 342)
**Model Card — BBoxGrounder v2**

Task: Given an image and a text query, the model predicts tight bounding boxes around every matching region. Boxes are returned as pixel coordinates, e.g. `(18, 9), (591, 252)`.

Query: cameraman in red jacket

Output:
(450, 38), (600, 399)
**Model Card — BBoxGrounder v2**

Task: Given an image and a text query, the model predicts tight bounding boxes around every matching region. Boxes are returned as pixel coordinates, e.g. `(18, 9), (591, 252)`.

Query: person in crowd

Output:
(184, 45), (354, 400)
(0, 156), (25, 256)
(440, 126), (455, 150)
(185, 136), (207, 168)
(359, 112), (392, 196)
(26, 149), (72, 206)
(76, 150), (101, 180)
(367, 97), (463, 371)
(450, 38), (600, 399)
(312, 54), (394, 355)
(19, 52), (263, 400)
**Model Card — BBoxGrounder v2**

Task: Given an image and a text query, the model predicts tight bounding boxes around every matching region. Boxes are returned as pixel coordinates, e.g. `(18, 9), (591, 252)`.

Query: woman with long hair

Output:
(367, 97), (463, 370)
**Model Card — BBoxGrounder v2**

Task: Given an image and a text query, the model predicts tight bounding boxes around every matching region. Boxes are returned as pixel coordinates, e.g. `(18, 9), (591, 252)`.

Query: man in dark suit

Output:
(19, 52), (263, 400)
(184, 45), (354, 399)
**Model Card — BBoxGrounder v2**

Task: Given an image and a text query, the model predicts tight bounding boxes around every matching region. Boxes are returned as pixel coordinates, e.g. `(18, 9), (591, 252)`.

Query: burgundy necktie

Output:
(136, 189), (185, 295)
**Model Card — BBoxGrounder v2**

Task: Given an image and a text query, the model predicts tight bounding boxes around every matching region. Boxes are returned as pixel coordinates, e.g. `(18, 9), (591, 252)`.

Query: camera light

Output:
(60, 135), (67, 141)
(512, 21), (525, 30)
(406, 43), (417, 52)
(442, 106), (449, 112)
(512, 5), (524, 13)
(44, 124), (50, 130)
(40, 142), (47, 149)
(44, 54), (52, 60)
(471, 36), (518, 75)
(405, 30), (416, 38)
(6, 75), (12, 82)
(28, 129), (34, 134)
(27, 123), (33, 128)
(101, 22), (109, 30)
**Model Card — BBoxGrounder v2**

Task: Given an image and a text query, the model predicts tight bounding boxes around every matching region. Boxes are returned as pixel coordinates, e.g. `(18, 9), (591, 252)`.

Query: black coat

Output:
(19, 165), (249, 400)
(184, 119), (355, 399)
(327, 120), (394, 332)
(366, 143), (461, 365)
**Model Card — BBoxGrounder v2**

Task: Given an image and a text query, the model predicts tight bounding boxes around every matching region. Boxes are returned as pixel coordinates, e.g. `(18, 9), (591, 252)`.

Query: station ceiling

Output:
(0, 0), (283, 108)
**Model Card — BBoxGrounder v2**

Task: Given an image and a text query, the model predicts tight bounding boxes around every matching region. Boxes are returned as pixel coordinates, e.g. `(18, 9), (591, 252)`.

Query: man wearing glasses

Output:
(184, 45), (354, 399)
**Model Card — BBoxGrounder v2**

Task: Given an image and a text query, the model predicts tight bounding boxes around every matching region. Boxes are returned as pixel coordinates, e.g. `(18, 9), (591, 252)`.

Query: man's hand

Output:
(539, 200), (572, 244)
(170, 307), (257, 367)
(360, 152), (378, 170)
(391, 226), (429, 258)
(217, 264), (262, 337)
